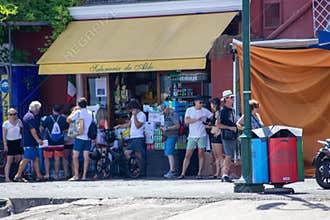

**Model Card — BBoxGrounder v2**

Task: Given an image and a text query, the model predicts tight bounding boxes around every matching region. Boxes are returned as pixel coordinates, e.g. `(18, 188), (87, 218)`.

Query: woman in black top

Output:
(206, 98), (223, 178)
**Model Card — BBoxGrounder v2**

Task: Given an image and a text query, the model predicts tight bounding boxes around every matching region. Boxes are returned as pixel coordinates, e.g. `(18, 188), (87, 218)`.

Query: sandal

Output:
(196, 175), (203, 179)
(68, 177), (79, 181)
(35, 177), (44, 182)
(13, 176), (28, 183)
(177, 175), (185, 179)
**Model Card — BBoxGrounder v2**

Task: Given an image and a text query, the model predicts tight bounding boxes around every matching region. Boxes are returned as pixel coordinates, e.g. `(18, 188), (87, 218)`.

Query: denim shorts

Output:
(23, 146), (39, 160)
(73, 138), (91, 152)
(164, 137), (178, 156)
(221, 139), (237, 158)
(126, 138), (145, 152)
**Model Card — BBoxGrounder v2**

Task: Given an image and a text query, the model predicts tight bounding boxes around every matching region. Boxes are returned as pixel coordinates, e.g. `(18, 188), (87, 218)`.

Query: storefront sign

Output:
(1, 75), (10, 122)
(89, 62), (154, 73)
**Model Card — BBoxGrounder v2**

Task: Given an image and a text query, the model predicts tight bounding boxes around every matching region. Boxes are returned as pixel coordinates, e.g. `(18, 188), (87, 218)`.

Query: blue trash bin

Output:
(251, 128), (269, 184)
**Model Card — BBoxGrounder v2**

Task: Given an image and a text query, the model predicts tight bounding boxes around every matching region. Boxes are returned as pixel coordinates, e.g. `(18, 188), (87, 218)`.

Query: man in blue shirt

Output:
(14, 101), (44, 182)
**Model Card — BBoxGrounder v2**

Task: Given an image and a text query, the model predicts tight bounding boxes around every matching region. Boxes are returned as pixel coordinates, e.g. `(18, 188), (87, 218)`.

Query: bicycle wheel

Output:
(96, 156), (112, 179)
(127, 156), (142, 179)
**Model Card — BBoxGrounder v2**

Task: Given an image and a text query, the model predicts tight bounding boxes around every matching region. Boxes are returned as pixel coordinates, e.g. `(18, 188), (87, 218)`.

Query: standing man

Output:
(178, 97), (213, 179)
(219, 90), (237, 182)
(160, 104), (180, 179)
(41, 105), (69, 180)
(67, 97), (93, 181)
(114, 100), (146, 161)
(14, 101), (44, 182)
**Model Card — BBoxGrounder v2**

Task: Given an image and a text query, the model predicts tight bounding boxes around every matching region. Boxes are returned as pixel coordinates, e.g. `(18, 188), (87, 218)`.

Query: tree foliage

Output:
(0, 0), (85, 47)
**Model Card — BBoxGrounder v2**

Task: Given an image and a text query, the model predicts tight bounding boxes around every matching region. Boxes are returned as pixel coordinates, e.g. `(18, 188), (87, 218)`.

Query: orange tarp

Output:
(236, 45), (330, 176)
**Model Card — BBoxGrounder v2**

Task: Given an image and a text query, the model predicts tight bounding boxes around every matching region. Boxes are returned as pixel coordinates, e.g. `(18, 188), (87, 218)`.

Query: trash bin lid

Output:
(266, 125), (302, 137)
(251, 127), (268, 138)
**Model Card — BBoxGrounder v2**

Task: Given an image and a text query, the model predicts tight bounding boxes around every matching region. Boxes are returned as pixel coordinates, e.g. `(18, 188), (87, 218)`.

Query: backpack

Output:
(49, 115), (63, 142)
(88, 112), (97, 140)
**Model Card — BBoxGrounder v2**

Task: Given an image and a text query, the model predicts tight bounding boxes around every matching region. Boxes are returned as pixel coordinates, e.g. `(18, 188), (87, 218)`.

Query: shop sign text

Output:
(89, 62), (154, 73)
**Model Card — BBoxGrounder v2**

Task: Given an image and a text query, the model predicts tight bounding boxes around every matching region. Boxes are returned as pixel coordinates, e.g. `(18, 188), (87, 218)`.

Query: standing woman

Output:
(207, 98), (224, 179)
(2, 108), (23, 182)
(236, 99), (264, 130)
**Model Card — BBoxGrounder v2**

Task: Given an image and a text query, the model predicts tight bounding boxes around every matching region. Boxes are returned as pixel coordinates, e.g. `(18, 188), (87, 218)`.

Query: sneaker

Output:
(164, 171), (177, 179)
(222, 175), (233, 183)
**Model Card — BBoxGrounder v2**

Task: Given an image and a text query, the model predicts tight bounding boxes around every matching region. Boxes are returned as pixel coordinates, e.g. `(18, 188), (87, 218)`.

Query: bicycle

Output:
(89, 128), (143, 179)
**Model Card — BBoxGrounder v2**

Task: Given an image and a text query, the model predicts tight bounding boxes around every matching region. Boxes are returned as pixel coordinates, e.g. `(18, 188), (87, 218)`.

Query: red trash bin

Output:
(268, 137), (298, 183)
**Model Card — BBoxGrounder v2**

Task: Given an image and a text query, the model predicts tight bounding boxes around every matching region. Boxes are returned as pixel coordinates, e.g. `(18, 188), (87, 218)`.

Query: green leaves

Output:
(0, 0), (85, 49)
(0, 2), (18, 22)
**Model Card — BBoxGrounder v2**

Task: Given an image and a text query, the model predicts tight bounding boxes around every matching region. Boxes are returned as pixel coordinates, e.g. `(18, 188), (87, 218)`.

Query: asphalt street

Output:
(0, 178), (329, 219)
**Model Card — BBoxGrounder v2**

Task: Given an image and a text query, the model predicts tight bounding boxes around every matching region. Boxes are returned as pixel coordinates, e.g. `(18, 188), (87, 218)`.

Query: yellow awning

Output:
(38, 12), (237, 75)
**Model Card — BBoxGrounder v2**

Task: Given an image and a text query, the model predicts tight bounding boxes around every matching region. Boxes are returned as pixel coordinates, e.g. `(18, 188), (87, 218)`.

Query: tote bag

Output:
(68, 114), (84, 138)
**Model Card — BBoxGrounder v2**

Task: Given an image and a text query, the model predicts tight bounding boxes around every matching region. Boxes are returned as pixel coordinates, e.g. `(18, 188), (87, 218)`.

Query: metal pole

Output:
(232, 49), (237, 117)
(76, 74), (83, 100)
(234, 0), (264, 193)
(8, 24), (12, 107)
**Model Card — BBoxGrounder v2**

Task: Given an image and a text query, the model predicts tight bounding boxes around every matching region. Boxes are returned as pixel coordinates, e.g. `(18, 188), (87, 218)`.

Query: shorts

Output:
(126, 138), (145, 152)
(164, 137), (178, 156)
(23, 146), (39, 160)
(73, 138), (91, 152)
(222, 139), (237, 158)
(186, 136), (207, 150)
(43, 146), (64, 158)
(64, 144), (73, 150)
(7, 139), (23, 156)
(210, 134), (222, 144)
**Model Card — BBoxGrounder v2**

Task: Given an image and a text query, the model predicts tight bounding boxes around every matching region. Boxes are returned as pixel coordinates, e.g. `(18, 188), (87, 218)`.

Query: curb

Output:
(0, 198), (78, 218)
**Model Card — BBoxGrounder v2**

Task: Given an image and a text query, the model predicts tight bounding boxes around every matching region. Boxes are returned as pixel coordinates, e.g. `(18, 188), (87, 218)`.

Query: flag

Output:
(66, 75), (76, 103)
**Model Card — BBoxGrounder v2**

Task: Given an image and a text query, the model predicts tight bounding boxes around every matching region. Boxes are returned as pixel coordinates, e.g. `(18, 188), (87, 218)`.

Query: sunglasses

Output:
(9, 113), (17, 116)
(225, 96), (234, 99)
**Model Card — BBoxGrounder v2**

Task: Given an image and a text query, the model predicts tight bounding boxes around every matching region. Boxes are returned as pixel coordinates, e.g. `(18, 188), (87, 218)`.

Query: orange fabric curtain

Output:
(236, 45), (330, 176)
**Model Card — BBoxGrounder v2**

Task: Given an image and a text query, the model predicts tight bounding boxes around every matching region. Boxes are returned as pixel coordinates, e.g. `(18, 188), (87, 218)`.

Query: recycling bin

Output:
(267, 126), (303, 184)
(251, 128), (269, 184)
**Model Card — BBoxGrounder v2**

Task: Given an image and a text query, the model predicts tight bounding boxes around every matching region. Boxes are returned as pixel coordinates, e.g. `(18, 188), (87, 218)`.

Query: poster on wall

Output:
(95, 77), (107, 97)
(1, 74), (9, 123)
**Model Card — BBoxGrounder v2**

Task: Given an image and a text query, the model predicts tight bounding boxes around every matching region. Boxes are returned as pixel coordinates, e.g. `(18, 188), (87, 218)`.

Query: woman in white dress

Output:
(2, 108), (23, 182)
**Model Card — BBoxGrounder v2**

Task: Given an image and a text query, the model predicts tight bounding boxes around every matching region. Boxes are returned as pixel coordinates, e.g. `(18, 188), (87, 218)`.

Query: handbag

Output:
(221, 129), (237, 140)
(68, 113), (84, 138)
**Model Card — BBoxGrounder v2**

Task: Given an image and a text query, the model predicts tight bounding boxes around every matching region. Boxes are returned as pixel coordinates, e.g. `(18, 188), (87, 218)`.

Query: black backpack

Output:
(88, 112), (97, 140)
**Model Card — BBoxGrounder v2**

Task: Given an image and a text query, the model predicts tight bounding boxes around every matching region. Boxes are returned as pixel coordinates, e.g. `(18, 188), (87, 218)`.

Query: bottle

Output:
(173, 83), (177, 97)
(178, 83), (182, 96)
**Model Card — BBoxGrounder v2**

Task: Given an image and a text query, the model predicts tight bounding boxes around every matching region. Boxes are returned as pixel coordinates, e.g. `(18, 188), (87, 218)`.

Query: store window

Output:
(88, 77), (108, 107)
(263, 1), (281, 29)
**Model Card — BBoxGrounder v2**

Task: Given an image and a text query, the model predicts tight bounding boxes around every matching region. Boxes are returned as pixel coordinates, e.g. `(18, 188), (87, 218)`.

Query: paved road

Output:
(0, 178), (327, 201)
(0, 178), (329, 219)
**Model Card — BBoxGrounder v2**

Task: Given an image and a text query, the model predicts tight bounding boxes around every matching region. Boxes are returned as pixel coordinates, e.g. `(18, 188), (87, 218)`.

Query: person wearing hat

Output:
(178, 96), (213, 179)
(159, 103), (180, 178)
(218, 90), (237, 182)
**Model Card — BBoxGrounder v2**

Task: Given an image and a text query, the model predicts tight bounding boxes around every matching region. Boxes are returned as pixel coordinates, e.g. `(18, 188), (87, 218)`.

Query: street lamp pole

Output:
(234, 0), (264, 193)
(8, 23), (12, 107)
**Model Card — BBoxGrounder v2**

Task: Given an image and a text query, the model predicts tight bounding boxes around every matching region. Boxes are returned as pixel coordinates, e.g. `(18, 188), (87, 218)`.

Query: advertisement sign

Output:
(95, 77), (107, 97)
(1, 75), (10, 122)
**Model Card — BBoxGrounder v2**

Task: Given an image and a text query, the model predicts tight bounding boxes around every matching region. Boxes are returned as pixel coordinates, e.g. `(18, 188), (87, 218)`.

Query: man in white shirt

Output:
(114, 100), (146, 161)
(178, 97), (213, 179)
(67, 97), (93, 181)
